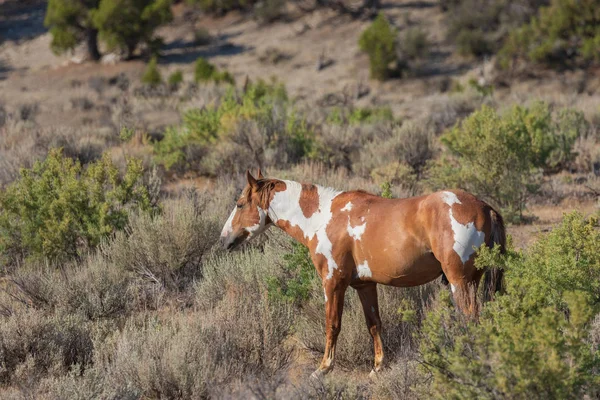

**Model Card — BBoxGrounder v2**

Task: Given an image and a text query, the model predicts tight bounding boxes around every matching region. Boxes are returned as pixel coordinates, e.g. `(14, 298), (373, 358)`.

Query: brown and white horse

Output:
(220, 170), (505, 378)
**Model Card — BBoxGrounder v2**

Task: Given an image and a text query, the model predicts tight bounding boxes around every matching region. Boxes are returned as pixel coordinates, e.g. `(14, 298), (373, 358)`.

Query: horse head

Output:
(220, 169), (273, 250)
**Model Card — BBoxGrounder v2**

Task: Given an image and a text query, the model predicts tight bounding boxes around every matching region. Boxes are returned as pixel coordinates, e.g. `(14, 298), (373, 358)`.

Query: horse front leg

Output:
(311, 275), (349, 378)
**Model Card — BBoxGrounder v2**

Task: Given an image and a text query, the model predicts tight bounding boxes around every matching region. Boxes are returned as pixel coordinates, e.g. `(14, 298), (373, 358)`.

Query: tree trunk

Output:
(86, 28), (101, 61)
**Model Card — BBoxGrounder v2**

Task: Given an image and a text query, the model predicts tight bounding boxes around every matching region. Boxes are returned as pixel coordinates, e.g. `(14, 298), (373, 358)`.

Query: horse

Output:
(220, 170), (505, 378)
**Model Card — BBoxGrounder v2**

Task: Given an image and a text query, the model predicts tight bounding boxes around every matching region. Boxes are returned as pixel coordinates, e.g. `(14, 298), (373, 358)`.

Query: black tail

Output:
(483, 207), (505, 301)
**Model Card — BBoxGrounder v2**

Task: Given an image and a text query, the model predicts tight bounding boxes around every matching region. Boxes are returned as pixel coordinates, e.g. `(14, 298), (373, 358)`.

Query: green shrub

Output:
(380, 181), (393, 198)
(141, 57), (162, 86)
(499, 0), (600, 68)
(92, 0), (173, 58)
(194, 57), (235, 84)
(44, 0), (101, 60)
(420, 212), (600, 399)
(444, 0), (541, 58)
(427, 103), (586, 222)
(154, 80), (314, 173)
(327, 106), (394, 125)
(167, 70), (183, 87)
(212, 70), (235, 84)
(194, 57), (216, 81)
(359, 13), (397, 80)
(0, 149), (152, 267)
(267, 241), (317, 306)
(467, 77), (493, 96)
(193, 27), (212, 45)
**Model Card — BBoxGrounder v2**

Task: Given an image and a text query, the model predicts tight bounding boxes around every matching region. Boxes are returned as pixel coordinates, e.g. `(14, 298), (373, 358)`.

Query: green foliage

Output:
(154, 80), (314, 172)
(500, 0), (600, 68)
(167, 69), (184, 87)
(427, 103), (587, 221)
(92, 0), (173, 57)
(467, 78), (493, 96)
(193, 27), (212, 45)
(44, 0), (100, 56)
(359, 13), (397, 80)
(0, 149), (152, 267)
(119, 126), (135, 142)
(420, 212), (600, 399)
(380, 181), (393, 199)
(45, 0), (172, 58)
(194, 57), (216, 81)
(267, 241), (317, 306)
(194, 57), (235, 84)
(141, 57), (162, 86)
(444, 0), (542, 58)
(327, 106), (394, 125)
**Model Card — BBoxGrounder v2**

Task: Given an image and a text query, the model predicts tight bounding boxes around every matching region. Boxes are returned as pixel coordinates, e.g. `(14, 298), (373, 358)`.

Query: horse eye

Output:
(236, 203), (243, 209)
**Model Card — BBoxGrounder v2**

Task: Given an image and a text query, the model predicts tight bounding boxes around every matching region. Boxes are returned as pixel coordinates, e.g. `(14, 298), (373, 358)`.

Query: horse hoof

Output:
(369, 369), (379, 380)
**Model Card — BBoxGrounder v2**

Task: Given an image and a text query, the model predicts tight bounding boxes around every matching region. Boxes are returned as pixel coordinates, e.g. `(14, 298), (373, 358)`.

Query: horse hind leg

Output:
(443, 257), (484, 319)
(354, 282), (384, 376)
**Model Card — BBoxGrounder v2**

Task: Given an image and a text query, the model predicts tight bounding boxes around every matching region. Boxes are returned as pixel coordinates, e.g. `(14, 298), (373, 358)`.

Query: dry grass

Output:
(297, 283), (439, 370)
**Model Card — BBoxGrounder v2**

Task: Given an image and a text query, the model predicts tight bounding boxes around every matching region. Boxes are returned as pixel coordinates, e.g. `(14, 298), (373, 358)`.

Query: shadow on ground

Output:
(0, 0), (47, 43)
(161, 38), (253, 64)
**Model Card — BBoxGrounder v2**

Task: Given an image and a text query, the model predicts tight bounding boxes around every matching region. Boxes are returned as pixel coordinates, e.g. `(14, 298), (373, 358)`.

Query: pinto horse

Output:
(220, 170), (505, 378)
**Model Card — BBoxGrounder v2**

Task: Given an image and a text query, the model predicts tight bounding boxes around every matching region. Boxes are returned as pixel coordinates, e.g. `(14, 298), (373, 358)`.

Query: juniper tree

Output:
(92, 0), (173, 59)
(44, 0), (102, 60)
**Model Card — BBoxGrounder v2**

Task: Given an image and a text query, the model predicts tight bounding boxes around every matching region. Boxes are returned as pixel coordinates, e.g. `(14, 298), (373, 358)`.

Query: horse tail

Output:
(483, 207), (506, 301)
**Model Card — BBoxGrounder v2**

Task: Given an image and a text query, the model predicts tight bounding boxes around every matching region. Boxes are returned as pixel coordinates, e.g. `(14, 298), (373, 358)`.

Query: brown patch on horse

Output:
(299, 183), (320, 218)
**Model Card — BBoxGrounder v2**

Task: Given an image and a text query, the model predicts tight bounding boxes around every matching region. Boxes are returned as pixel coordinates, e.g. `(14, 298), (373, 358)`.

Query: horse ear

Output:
(257, 168), (264, 179)
(246, 170), (258, 191)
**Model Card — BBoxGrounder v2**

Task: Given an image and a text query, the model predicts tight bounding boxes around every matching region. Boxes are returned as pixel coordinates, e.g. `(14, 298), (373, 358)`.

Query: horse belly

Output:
(355, 239), (442, 287)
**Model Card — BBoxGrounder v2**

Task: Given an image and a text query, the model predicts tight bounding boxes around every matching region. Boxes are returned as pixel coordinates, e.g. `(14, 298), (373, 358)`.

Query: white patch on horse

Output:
(441, 191), (462, 207)
(246, 223), (260, 233)
(269, 180), (341, 279)
(442, 191), (485, 264)
(450, 283), (456, 294)
(221, 208), (236, 237)
(341, 202), (353, 212)
(347, 218), (367, 241)
(449, 208), (485, 263)
(324, 288), (328, 303)
(357, 261), (372, 278)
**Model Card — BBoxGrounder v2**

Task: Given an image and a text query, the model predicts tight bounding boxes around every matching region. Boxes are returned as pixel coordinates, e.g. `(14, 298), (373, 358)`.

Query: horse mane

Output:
(250, 178), (347, 209)
(253, 178), (281, 209)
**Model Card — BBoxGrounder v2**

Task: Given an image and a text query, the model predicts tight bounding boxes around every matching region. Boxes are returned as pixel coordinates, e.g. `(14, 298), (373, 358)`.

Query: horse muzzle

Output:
(221, 234), (243, 251)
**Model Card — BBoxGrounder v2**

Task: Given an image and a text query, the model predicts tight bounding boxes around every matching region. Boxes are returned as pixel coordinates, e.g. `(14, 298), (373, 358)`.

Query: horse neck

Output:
(267, 180), (341, 246)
